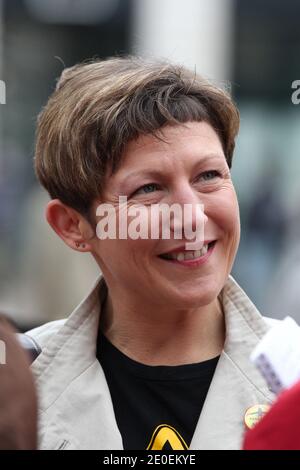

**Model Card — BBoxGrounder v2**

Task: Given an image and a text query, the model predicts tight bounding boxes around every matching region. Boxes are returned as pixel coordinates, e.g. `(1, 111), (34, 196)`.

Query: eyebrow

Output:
(123, 153), (226, 181)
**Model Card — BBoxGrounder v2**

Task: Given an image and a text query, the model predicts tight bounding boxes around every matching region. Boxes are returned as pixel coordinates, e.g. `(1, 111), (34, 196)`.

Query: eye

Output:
(198, 170), (221, 181)
(133, 183), (161, 196)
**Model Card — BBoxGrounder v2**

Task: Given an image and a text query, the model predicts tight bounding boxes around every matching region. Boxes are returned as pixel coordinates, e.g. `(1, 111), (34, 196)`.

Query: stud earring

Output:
(75, 242), (86, 249)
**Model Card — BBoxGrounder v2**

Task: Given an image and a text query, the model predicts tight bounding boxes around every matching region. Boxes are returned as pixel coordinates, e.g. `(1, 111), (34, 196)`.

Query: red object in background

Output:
(243, 381), (300, 450)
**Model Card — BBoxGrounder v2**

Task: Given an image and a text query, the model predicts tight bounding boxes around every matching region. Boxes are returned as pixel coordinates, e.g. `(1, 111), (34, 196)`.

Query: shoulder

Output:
(26, 319), (66, 351)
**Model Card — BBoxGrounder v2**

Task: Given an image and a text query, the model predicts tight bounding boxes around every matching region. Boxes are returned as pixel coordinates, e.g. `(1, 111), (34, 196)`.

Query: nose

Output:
(168, 184), (208, 249)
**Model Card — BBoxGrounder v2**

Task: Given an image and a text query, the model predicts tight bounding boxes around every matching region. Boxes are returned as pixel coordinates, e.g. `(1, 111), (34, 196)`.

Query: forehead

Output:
(118, 121), (225, 173)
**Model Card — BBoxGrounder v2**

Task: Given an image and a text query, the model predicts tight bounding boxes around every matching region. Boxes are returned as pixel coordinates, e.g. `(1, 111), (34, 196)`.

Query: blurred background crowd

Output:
(0, 0), (300, 331)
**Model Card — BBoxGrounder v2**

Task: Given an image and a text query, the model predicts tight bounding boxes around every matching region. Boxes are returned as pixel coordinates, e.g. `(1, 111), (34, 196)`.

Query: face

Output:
(90, 121), (240, 309)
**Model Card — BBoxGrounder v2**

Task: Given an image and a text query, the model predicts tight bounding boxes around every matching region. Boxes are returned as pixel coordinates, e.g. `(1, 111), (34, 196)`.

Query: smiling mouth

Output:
(158, 241), (216, 262)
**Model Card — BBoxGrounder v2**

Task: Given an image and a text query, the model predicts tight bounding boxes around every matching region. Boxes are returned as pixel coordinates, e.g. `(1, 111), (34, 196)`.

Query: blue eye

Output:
(199, 170), (220, 181)
(134, 183), (160, 195)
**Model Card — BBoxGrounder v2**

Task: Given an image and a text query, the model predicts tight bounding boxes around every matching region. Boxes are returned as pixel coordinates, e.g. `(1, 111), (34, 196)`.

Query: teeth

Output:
(201, 244), (208, 256)
(162, 244), (210, 261)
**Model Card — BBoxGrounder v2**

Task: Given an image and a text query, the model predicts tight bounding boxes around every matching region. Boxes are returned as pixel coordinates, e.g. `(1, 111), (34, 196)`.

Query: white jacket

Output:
(28, 275), (278, 450)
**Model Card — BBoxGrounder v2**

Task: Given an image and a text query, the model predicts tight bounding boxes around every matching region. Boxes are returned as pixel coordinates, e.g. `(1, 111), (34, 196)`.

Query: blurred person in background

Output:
(0, 315), (37, 450)
(265, 193), (300, 322)
(26, 57), (278, 450)
(239, 167), (287, 311)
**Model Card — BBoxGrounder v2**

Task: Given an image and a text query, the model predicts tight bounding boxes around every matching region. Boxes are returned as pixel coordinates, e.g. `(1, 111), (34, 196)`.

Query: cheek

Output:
(93, 237), (155, 274)
(207, 190), (240, 239)
(225, 198), (240, 237)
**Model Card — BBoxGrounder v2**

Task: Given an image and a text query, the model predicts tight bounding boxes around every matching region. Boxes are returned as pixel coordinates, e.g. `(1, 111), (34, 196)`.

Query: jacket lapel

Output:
(190, 276), (275, 449)
(32, 276), (123, 450)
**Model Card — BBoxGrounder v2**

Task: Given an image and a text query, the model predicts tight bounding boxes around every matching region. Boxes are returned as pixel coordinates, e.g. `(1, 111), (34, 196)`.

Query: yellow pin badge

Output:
(244, 404), (270, 429)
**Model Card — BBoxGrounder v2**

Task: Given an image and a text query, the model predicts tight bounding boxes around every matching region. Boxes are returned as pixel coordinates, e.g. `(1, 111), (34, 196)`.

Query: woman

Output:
(28, 57), (277, 450)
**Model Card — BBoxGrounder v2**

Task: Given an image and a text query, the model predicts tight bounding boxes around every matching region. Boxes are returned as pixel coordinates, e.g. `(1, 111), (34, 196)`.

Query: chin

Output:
(164, 284), (220, 309)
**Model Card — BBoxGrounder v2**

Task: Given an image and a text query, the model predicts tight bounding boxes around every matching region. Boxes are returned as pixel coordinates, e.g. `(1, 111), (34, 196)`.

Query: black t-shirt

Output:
(97, 331), (219, 450)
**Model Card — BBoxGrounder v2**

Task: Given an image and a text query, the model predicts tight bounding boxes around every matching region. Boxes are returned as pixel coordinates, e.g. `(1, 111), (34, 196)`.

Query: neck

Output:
(99, 287), (225, 366)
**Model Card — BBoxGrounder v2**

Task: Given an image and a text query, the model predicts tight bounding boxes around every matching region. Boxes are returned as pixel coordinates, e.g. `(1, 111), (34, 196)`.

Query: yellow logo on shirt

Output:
(147, 424), (188, 450)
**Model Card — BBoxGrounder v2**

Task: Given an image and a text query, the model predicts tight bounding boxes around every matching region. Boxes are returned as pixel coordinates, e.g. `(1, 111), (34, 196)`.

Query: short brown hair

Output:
(34, 56), (240, 214)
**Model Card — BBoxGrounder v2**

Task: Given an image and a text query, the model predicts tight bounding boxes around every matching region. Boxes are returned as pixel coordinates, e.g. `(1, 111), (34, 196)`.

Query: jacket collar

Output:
(190, 277), (275, 449)
(32, 275), (275, 450)
(32, 276), (105, 408)
(32, 276), (124, 449)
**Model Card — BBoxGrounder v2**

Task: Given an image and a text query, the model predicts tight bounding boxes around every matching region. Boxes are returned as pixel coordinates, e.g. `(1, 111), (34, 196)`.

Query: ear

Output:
(46, 199), (94, 252)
